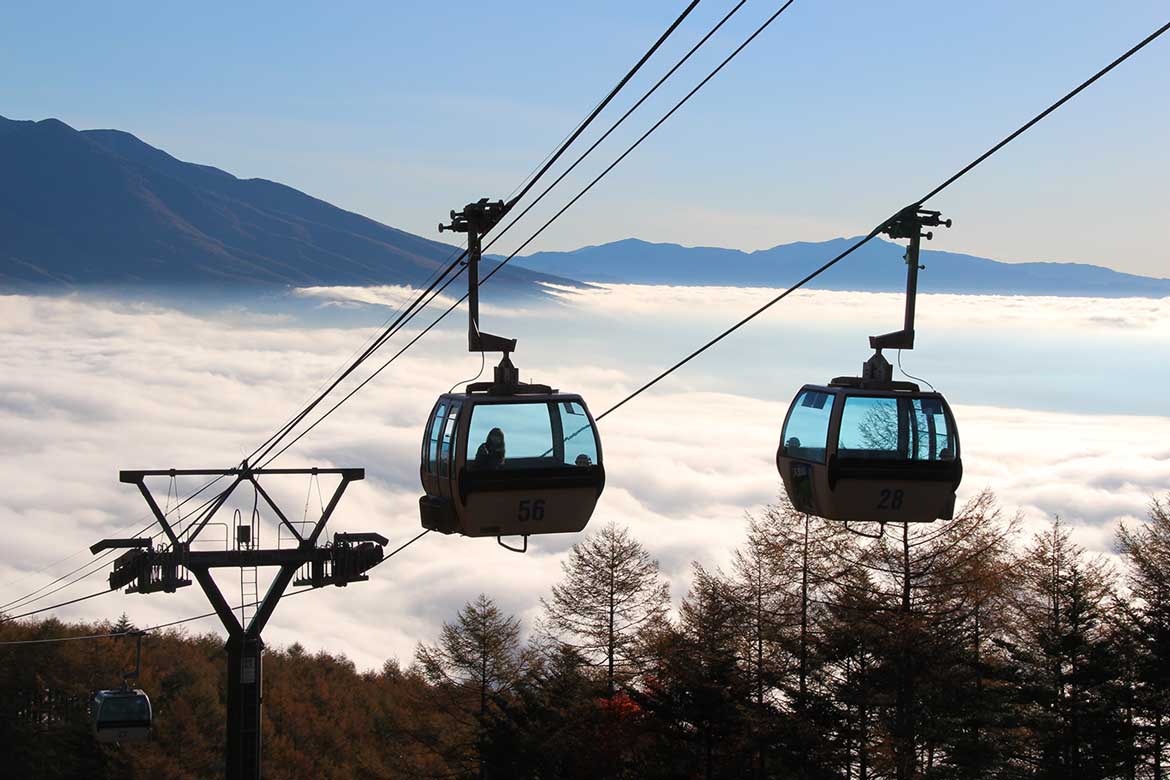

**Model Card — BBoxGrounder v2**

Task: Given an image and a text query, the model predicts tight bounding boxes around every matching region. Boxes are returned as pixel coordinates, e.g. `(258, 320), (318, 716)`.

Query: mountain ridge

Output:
(508, 236), (1170, 298)
(0, 115), (559, 292)
(3, 115), (1166, 298)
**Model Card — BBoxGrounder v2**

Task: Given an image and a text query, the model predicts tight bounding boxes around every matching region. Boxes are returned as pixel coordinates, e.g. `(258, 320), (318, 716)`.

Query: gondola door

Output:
(421, 397), (463, 534)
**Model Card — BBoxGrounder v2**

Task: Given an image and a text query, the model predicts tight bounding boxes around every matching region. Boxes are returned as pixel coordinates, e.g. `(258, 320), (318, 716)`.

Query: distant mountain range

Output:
(2, 115), (1167, 298)
(0, 115), (557, 292)
(511, 238), (1170, 298)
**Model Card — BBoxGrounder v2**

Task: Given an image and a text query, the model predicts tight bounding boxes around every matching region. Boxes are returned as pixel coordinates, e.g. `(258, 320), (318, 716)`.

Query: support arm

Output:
(869, 206), (952, 352)
(439, 198), (518, 356)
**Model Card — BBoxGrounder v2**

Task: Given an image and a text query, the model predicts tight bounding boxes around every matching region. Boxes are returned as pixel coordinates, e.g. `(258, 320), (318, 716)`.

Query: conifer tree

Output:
(819, 566), (886, 780)
(415, 594), (524, 778)
(1117, 496), (1170, 779)
(482, 644), (612, 780)
(542, 522), (670, 697)
(1006, 517), (1125, 779)
(823, 489), (1015, 780)
(744, 499), (847, 778)
(728, 510), (797, 777)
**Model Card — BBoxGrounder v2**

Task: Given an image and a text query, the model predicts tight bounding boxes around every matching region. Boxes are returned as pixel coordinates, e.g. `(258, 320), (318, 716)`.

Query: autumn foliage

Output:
(2, 494), (1169, 779)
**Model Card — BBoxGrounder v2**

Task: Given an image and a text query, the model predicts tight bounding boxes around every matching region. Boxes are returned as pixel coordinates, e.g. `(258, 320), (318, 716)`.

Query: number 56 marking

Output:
(518, 499), (546, 522)
(877, 489), (904, 510)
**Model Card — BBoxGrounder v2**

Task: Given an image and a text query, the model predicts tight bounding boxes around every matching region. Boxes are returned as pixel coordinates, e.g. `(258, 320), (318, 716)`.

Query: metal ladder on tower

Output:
(239, 566), (258, 628)
(237, 506), (259, 629)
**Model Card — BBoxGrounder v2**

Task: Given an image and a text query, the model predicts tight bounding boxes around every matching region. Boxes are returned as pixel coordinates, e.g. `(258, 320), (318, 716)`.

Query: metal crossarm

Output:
(93, 464), (382, 780)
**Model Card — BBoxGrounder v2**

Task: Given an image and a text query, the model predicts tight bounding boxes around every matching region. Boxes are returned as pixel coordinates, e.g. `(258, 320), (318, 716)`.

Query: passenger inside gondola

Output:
(475, 427), (507, 469)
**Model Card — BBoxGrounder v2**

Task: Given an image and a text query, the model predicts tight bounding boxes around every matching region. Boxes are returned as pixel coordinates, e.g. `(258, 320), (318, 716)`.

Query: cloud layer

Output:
(1, 290), (1167, 670)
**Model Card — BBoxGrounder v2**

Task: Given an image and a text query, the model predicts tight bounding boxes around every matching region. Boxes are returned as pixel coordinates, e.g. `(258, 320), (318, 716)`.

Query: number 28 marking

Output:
(877, 489), (904, 510)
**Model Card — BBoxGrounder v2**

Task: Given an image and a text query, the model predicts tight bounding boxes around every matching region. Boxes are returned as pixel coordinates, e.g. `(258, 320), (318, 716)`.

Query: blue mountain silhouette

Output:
(510, 237), (1170, 298)
(0, 116), (555, 292)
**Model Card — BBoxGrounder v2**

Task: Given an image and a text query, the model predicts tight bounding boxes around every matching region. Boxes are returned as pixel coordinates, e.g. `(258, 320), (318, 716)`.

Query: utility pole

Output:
(92, 464), (387, 780)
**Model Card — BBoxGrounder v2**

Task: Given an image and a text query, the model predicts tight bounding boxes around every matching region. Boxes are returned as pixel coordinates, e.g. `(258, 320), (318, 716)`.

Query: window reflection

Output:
(782, 390), (833, 464)
(838, 395), (955, 461)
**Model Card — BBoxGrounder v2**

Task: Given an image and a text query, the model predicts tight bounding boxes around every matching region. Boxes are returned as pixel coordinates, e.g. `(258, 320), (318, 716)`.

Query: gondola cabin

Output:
(419, 390), (605, 538)
(92, 688), (152, 744)
(777, 380), (961, 524)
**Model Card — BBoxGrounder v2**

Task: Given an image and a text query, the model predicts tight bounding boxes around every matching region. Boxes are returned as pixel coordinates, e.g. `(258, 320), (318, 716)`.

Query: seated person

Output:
(574, 453), (593, 467)
(475, 427), (506, 468)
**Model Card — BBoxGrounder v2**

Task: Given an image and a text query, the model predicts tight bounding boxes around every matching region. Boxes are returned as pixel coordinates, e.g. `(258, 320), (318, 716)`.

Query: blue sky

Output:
(2, 1), (1167, 275)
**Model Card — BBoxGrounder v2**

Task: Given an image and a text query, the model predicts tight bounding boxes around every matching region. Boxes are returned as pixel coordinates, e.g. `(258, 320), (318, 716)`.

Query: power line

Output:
(0, 484), (226, 613)
(504, 0), (702, 210)
(221, 10), (698, 482)
(507, 0), (705, 203)
(260, 283), (466, 466)
(0, 528), (432, 643)
(478, 0), (748, 259)
(1, 588), (114, 623)
(483, 0), (798, 286)
(257, 0), (800, 462)
(3, 3), (712, 612)
(249, 2), (703, 469)
(593, 17), (1170, 422)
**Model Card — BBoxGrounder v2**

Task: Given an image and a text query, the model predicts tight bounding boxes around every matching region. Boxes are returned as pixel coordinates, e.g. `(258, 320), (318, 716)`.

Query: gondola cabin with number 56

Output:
(419, 197), (606, 545)
(419, 390), (606, 539)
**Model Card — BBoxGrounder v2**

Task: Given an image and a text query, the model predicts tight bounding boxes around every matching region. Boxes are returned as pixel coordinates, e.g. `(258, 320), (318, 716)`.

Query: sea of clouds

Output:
(1, 286), (1167, 669)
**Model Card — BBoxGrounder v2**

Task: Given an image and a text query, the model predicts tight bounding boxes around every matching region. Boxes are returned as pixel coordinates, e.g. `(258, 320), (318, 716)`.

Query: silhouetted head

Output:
(487, 427), (505, 457)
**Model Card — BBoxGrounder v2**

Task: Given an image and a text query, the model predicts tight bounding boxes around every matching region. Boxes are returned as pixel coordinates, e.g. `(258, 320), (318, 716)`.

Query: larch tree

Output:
(744, 498), (848, 779)
(1006, 516), (1125, 780)
(830, 488), (1017, 780)
(636, 564), (751, 780)
(1117, 496), (1170, 779)
(541, 522), (670, 698)
(415, 594), (524, 779)
(818, 566), (887, 780)
(728, 509), (798, 778)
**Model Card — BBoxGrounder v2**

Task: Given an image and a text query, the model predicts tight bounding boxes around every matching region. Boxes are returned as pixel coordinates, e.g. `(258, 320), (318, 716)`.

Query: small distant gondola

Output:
(419, 199), (605, 548)
(777, 207), (963, 525)
(92, 688), (152, 744)
(92, 630), (152, 744)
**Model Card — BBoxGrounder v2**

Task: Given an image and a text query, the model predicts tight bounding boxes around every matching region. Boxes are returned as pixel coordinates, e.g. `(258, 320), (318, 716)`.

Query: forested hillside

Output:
(2, 492), (1168, 780)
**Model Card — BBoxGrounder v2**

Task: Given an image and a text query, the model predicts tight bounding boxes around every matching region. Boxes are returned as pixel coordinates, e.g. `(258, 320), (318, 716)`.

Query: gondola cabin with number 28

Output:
(778, 381), (961, 524)
(776, 207), (964, 526)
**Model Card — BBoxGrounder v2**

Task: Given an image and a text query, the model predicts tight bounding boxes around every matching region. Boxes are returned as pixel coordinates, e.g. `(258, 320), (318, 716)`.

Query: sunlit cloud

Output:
(540, 283), (1170, 332)
(0, 291), (1166, 671)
